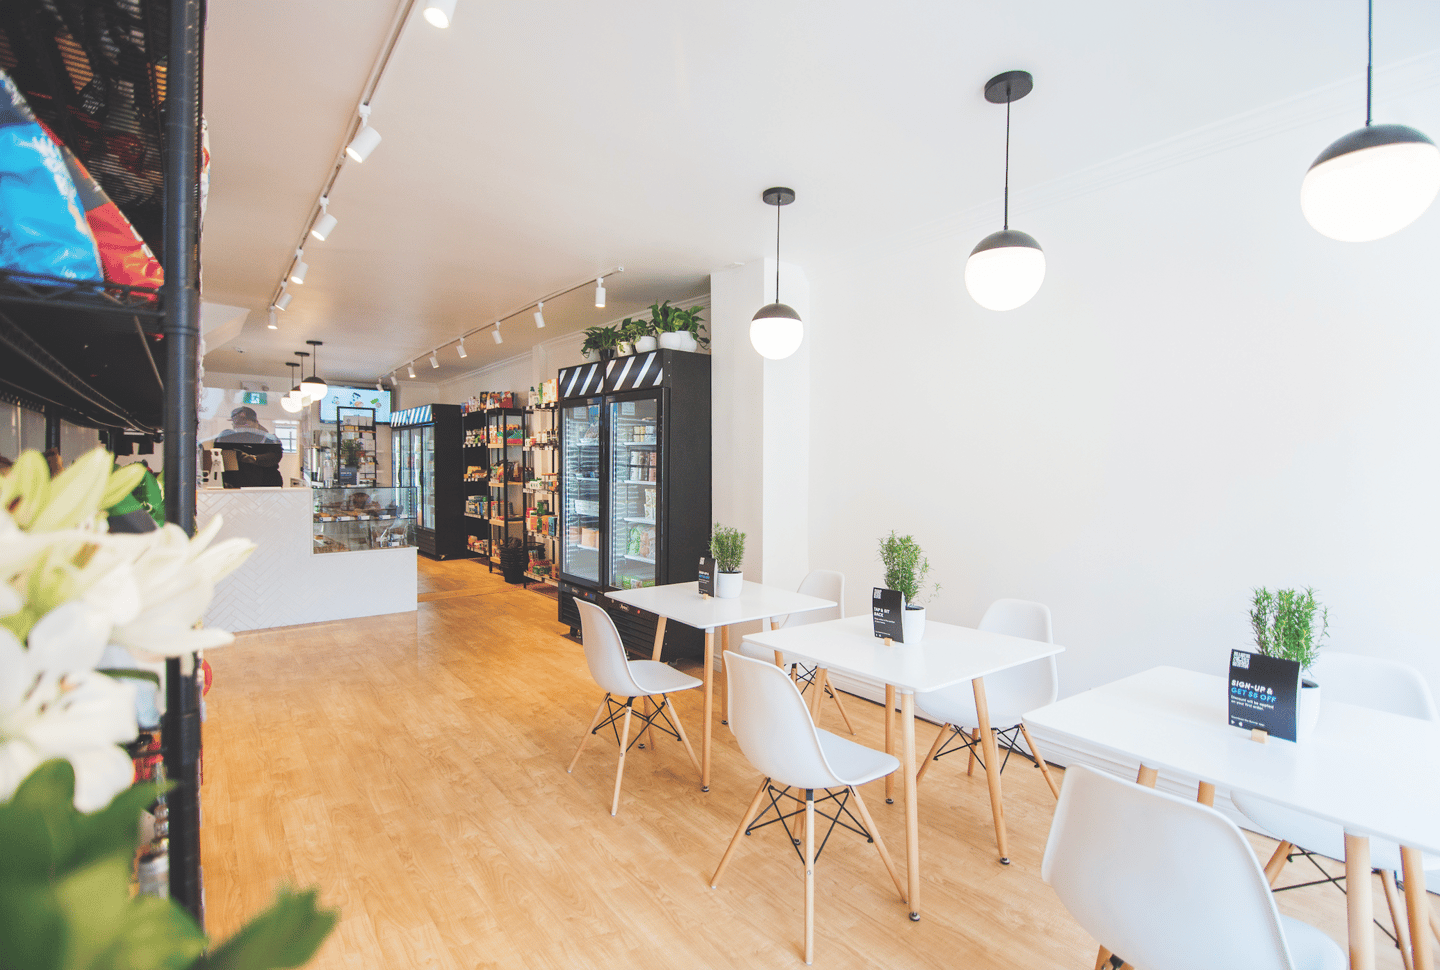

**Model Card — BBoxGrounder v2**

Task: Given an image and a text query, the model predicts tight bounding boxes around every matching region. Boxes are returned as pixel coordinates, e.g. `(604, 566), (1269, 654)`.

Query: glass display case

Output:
(560, 399), (602, 585)
(312, 485), (415, 554)
(609, 397), (658, 590)
(390, 404), (464, 558)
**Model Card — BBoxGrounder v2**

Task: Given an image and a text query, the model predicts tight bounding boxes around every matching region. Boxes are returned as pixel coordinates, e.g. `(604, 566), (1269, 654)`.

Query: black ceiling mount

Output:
(762, 186), (796, 207)
(984, 70), (1033, 104)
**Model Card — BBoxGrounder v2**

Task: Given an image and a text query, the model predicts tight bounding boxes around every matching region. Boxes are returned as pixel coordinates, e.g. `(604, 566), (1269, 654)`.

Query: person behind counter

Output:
(207, 406), (283, 488)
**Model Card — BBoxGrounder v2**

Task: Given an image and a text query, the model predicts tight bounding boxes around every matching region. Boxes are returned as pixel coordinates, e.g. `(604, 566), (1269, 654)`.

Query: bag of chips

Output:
(0, 69), (102, 282)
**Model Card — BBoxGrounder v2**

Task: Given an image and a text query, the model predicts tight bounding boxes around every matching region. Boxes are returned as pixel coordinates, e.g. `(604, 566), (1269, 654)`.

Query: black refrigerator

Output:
(557, 350), (711, 659)
(391, 403), (466, 560)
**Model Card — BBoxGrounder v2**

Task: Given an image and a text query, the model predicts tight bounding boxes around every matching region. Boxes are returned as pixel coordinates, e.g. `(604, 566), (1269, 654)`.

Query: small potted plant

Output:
(650, 301), (709, 353)
(710, 523), (746, 598)
(879, 531), (939, 643)
(1250, 587), (1328, 739)
(581, 324), (623, 361)
(621, 317), (656, 353)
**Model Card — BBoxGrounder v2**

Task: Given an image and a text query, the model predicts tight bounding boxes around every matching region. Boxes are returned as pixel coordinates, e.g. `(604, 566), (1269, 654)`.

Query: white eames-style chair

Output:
(1232, 652), (1440, 962)
(1043, 764), (1346, 970)
(914, 598), (1061, 799)
(568, 600), (702, 816)
(711, 651), (906, 965)
(737, 569), (856, 734)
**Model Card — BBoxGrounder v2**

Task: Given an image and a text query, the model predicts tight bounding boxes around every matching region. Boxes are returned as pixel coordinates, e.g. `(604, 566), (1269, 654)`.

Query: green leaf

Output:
(0, 881), (66, 970)
(0, 760), (81, 879)
(95, 893), (206, 970)
(195, 887), (337, 970)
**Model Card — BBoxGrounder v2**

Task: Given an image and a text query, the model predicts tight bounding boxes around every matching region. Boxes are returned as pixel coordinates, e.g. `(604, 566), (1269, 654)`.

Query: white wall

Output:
(807, 101), (1440, 697)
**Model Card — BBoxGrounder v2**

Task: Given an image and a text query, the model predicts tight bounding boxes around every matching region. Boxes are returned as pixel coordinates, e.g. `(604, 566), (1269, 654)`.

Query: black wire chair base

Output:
(591, 694), (683, 754)
(929, 722), (1038, 776)
(793, 663), (843, 703)
(1271, 847), (1403, 945)
(744, 782), (874, 867)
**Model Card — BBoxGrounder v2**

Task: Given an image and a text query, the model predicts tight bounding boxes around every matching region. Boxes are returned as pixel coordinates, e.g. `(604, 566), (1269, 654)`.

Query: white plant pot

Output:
(901, 606), (927, 644)
(1296, 679), (1322, 741)
(617, 341), (633, 356)
(658, 331), (698, 352)
(634, 335), (658, 353)
(716, 570), (743, 598)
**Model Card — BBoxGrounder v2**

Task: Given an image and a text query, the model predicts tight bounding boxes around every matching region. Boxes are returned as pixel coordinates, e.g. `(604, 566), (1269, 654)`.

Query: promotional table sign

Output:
(1228, 649), (1300, 742)
(873, 587), (905, 643)
(697, 556), (716, 597)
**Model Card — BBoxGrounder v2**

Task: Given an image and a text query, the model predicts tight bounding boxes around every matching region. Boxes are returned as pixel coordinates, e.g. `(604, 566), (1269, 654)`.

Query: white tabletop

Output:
(1024, 665), (1440, 854)
(743, 614), (1064, 694)
(605, 580), (835, 631)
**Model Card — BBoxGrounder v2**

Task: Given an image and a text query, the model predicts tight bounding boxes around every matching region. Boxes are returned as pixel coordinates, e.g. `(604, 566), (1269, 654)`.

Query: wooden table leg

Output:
(702, 628), (714, 792)
(972, 677), (1009, 865)
(1403, 846), (1434, 970)
(1196, 781), (1215, 807)
(721, 625), (731, 725)
(808, 668), (829, 724)
(885, 684), (896, 804)
(639, 616), (668, 748)
(901, 690), (920, 920)
(1346, 833), (1376, 970)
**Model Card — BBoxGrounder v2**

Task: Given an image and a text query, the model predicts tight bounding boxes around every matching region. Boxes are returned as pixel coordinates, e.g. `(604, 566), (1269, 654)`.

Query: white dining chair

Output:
(1043, 764), (1346, 970)
(1232, 651), (1440, 957)
(914, 598), (1060, 798)
(568, 599), (702, 816)
(710, 651), (906, 965)
(736, 569), (856, 735)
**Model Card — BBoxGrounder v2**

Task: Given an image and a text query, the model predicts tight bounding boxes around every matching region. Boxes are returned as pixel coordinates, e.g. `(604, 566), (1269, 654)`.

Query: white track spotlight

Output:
(595, 277), (606, 308)
(376, 379), (384, 392)
(492, 321), (503, 344)
(533, 301), (546, 328)
(275, 289), (293, 311)
(407, 362), (416, 379)
(311, 197), (337, 241)
(456, 338), (467, 359)
(289, 250), (308, 285)
(346, 104), (383, 163)
(267, 308), (278, 330)
(423, 0), (456, 28)
(429, 351), (440, 369)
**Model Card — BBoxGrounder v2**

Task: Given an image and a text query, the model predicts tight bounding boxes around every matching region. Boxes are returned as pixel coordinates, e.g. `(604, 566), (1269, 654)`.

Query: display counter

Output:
(198, 487), (417, 633)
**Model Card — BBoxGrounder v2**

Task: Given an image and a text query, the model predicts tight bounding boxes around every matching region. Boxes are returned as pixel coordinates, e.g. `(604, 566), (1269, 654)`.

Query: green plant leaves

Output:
(194, 888), (337, 970)
(708, 524), (745, 572)
(877, 531), (938, 606)
(1250, 586), (1328, 672)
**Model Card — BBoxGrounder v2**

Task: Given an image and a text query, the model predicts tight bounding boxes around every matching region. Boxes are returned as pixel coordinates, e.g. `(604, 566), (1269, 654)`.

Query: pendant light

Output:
(965, 71), (1046, 312)
(281, 363), (304, 413)
(302, 339), (328, 401)
(750, 186), (803, 360)
(1301, 0), (1440, 241)
(289, 351), (312, 405)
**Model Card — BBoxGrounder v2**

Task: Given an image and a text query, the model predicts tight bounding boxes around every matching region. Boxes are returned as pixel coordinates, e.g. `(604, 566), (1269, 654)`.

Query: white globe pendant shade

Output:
(301, 376), (328, 401)
(1301, 123), (1440, 241)
(281, 393), (304, 413)
(750, 302), (803, 360)
(964, 229), (1046, 311)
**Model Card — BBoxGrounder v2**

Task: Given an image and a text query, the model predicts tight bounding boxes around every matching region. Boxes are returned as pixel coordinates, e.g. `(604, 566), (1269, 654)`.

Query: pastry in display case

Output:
(312, 485), (416, 554)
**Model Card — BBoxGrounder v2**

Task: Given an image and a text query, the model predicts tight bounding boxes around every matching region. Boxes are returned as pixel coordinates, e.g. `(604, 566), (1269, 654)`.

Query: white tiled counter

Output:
(198, 487), (417, 633)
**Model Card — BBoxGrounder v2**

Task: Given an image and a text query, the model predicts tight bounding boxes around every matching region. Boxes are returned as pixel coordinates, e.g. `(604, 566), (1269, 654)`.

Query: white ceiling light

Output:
(594, 277), (606, 308)
(750, 186), (804, 360)
(292, 352), (314, 404)
(492, 321), (503, 344)
(1301, 0), (1440, 241)
(311, 197), (337, 241)
(275, 290), (293, 311)
(282, 363), (303, 411)
(533, 301), (546, 329)
(456, 338), (467, 359)
(302, 340), (329, 400)
(267, 308), (278, 330)
(429, 351), (440, 369)
(346, 104), (383, 163)
(966, 70), (1046, 312)
(423, 0), (456, 28)
(407, 362), (416, 379)
(289, 250), (308, 285)
(376, 379), (384, 392)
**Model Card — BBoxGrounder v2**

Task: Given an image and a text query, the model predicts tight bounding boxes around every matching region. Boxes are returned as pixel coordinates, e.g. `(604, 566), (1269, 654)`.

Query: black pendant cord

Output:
(775, 201), (782, 302)
(1366, 0), (1373, 126)
(1003, 96), (1012, 230)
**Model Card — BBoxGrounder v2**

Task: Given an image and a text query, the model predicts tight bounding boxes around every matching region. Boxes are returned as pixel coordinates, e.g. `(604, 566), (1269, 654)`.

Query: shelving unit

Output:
(461, 404), (491, 559)
(336, 406), (377, 486)
(522, 403), (560, 585)
(486, 407), (527, 572)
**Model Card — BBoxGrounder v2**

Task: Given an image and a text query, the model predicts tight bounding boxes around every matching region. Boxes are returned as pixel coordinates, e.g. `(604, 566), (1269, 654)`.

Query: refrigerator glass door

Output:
(560, 401), (602, 585)
(607, 396), (659, 590)
(420, 424), (435, 531)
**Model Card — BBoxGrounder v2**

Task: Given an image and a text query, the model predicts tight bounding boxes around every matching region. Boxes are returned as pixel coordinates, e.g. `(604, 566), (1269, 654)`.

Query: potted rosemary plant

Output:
(879, 531), (939, 643)
(1250, 586), (1328, 739)
(710, 523), (746, 598)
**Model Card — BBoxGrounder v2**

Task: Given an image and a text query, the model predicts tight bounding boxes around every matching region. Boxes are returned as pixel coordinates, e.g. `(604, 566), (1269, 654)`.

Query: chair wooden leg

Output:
(1430, 897), (1439, 946)
(721, 625), (731, 725)
(808, 668), (829, 726)
(884, 685), (896, 804)
(1019, 723), (1060, 799)
(828, 683), (857, 736)
(711, 776), (771, 888)
(1196, 780), (1216, 807)
(665, 695), (701, 774)
(1402, 846), (1434, 970)
(966, 728), (979, 776)
(610, 702), (635, 817)
(1094, 947), (1112, 970)
(1263, 841), (1294, 887)
(1381, 869), (1415, 970)
(972, 677), (1010, 864)
(569, 694), (610, 773)
(804, 790), (816, 966)
(850, 785), (906, 904)
(915, 724), (950, 785)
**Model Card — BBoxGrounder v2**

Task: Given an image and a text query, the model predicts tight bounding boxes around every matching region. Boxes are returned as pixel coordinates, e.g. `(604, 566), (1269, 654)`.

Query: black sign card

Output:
(872, 587), (905, 642)
(1228, 650), (1301, 741)
(697, 556), (716, 596)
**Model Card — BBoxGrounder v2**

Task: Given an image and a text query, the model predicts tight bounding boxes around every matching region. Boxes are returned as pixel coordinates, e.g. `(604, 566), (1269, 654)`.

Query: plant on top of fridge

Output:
(709, 524), (746, 573)
(878, 531), (939, 607)
(647, 301), (709, 347)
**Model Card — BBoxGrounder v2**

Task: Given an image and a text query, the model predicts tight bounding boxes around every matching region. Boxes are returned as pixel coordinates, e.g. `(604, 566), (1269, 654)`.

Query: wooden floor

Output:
(201, 557), (1414, 969)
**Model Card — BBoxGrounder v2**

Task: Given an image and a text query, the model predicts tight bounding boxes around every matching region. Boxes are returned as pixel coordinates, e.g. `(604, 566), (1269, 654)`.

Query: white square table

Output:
(743, 614), (1064, 920)
(606, 580), (837, 792)
(1024, 666), (1440, 970)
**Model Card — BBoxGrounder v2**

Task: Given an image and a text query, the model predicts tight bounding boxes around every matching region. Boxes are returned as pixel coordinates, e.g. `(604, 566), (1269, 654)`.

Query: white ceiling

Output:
(198, 0), (1440, 385)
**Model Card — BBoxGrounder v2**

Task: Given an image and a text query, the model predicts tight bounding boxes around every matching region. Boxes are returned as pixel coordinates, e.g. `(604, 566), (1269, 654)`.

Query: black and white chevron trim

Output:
(605, 351), (665, 392)
(559, 362), (605, 400)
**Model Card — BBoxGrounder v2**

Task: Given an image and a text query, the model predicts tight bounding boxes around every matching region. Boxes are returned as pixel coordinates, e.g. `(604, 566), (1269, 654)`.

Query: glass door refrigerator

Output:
(557, 350), (711, 658)
(390, 403), (465, 559)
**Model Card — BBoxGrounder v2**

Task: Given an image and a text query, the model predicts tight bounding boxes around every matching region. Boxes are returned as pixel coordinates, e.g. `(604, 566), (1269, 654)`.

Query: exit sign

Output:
(242, 391), (267, 406)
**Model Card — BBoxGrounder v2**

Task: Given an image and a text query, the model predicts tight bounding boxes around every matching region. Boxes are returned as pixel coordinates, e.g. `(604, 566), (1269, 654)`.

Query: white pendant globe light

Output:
(750, 186), (803, 360)
(281, 363), (304, 412)
(291, 351), (314, 405)
(301, 339), (328, 402)
(966, 70), (1046, 312)
(1301, 0), (1440, 241)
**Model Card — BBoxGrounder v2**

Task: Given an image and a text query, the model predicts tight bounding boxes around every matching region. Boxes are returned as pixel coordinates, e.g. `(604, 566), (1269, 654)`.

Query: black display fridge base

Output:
(558, 580), (703, 661)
